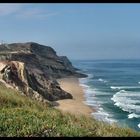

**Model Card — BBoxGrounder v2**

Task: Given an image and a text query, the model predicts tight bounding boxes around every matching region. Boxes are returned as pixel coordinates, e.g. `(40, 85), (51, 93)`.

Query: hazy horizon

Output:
(0, 3), (140, 60)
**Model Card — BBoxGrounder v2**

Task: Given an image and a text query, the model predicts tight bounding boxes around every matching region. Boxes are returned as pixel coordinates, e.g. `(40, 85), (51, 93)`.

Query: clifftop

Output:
(0, 42), (85, 78)
(0, 42), (86, 102)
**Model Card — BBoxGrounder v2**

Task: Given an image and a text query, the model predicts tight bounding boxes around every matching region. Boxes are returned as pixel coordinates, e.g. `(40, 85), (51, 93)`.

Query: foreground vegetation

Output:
(0, 83), (139, 137)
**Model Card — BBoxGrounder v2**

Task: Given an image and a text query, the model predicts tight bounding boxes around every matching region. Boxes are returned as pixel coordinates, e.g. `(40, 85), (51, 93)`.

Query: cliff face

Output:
(0, 42), (85, 102)
(0, 42), (86, 78)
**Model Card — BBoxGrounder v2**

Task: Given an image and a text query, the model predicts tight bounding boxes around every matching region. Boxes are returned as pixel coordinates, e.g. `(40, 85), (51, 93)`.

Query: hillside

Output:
(0, 82), (139, 137)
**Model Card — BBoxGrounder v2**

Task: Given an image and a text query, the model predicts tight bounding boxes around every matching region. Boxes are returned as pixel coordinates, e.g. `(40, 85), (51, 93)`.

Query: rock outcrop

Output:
(59, 56), (76, 71)
(0, 42), (86, 103)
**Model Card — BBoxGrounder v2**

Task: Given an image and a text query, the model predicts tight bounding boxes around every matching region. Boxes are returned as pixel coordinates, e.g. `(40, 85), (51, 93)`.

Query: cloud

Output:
(16, 8), (59, 20)
(0, 4), (22, 16)
(0, 4), (59, 20)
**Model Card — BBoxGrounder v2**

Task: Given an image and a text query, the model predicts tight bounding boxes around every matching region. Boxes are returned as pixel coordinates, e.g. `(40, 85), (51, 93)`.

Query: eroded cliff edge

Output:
(0, 42), (87, 103)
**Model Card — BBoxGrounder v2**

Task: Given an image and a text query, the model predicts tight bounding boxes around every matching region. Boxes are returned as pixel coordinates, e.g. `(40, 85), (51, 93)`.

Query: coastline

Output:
(55, 76), (95, 117)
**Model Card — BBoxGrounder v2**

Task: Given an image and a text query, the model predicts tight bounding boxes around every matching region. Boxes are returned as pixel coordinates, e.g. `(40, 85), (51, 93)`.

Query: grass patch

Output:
(0, 83), (140, 137)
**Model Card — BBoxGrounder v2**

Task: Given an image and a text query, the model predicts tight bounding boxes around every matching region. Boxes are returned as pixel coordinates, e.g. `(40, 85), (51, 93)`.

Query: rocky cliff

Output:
(0, 42), (86, 103)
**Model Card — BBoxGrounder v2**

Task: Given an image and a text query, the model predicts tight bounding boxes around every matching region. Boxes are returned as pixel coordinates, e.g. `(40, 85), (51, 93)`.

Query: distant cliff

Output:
(0, 42), (86, 103)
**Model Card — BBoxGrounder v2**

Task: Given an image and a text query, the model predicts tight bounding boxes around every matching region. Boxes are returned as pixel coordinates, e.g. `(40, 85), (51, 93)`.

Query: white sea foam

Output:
(82, 87), (98, 107)
(84, 88), (95, 95)
(94, 90), (111, 96)
(81, 83), (108, 106)
(79, 73), (97, 105)
(138, 123), (140, 128)
(91, 108), (117, 124)
(111, 90), (140, 98)
(98, 78), (104, 82)
(111, 90), (140, 114)
(79, 83), (89, 88)
(111, 86), (140, 90)
(80, 84), (95, 97)
(84, 101), (100, 109)
(110, 86), (121, 90)
(79, 73), (93, 85)
(79, 78), (89, 85)
(79, 73), (95, 95)
(98, 78), (108, 83)
(79, 73), (116, 124)
(128, 113), (140, 119)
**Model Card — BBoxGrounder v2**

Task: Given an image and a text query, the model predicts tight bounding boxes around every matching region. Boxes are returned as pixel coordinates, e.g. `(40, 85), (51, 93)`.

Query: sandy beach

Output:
(55, 77), (94, 117)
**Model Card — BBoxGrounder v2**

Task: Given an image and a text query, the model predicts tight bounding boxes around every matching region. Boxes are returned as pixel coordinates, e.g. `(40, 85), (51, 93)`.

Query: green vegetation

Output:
(0, 82), (140, 137)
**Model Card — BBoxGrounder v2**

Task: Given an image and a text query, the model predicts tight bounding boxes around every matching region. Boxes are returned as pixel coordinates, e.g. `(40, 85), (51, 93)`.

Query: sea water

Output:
(72, 59), (140, 131)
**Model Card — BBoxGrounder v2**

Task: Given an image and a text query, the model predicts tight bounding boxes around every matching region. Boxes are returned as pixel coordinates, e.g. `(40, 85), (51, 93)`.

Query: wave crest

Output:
(98, 78), (108, 83)
(138, 123), (140, 128)
(111, 90), (140, 114)
(91, 108), (117, 124)
(128, 113), (140, 119)
(110, 86), (140, 90)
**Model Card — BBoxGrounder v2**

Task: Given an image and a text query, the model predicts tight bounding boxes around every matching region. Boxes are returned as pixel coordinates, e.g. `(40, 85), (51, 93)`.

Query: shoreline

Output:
(55, 76), (95, 117)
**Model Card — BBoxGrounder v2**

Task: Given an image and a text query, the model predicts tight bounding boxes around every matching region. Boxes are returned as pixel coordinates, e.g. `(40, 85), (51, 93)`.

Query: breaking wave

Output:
(79, 73), (116, 124)
(110, 86), (140, 90)
(98, 78), (108, 83)
(111, 90), (140, 114)
(91, 108), (117, 124)
(128, 113), (140, 119)
(138, 123), (140, 128)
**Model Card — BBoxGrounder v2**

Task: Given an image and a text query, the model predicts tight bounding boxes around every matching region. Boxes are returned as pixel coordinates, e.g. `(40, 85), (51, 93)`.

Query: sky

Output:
(0, 3), (140, 60)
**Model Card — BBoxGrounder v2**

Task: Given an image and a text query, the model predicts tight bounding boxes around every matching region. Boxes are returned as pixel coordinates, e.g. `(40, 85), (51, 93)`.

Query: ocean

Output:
(72, 59), (140, 131)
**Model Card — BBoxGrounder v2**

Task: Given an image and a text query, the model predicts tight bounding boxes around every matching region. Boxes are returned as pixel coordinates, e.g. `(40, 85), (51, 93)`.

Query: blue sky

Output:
(0, 3), (140, 60)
